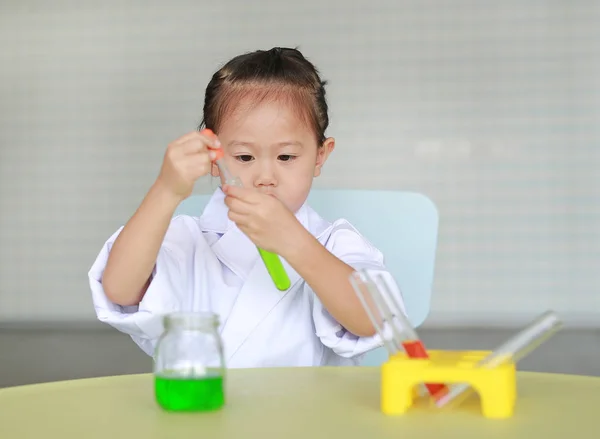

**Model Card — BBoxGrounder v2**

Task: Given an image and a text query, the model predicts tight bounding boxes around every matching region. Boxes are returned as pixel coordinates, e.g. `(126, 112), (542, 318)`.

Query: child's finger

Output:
(172, 131), (203, 145)
(180, 140), (207, 156)
(199, 128), (221, 149)
(197, 132), (221, 150)
(187, 154), (212, 177)
(227, 210), (247, 226)
(178, 141), (217, 161)
(224, 195), (254, 213)
(223, 184), (260, 203)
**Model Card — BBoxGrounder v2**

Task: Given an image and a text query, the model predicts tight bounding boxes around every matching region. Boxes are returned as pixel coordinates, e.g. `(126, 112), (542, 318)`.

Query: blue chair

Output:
(175, 189), (439, 366)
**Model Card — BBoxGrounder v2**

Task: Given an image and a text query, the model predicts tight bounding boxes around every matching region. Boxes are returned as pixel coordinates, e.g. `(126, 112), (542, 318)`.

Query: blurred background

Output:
(0, 0), (598, 387)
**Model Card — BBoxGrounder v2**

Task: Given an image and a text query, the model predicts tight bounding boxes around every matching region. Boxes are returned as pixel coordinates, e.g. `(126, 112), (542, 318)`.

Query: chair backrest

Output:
(175, 189), (439, 366)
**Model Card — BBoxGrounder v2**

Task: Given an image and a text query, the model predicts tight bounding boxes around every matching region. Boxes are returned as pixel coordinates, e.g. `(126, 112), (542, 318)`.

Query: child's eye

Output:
(278, 155), (296, 162)
(236, 155), (254, 163)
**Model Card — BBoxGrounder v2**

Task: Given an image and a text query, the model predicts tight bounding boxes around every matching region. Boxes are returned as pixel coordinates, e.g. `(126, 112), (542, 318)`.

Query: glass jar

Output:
(153, 312), (225, 412)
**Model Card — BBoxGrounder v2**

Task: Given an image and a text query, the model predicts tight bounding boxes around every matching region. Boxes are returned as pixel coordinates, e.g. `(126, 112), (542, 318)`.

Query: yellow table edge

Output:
(1, 368), (599, 396)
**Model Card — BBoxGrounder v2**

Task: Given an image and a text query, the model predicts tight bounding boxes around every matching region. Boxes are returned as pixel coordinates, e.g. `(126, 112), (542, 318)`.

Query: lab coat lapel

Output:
(198, 188), (331, 363)
(220, 249), (302, 362)
(199, 188), (256, 280)
(210, 226), (256, 281)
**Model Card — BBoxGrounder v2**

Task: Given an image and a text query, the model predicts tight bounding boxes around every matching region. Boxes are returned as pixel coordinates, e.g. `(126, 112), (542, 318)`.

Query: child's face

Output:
(213, 99), (335, 213)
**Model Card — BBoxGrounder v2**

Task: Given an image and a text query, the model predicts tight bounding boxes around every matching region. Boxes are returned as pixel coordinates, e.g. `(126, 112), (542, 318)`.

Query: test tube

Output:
(349, 271), (398, 355)
(203, 129), (291, 291)
(432, 310), (563, 408)
(349, 270), (448, 397)
(212, 152), (243, 188)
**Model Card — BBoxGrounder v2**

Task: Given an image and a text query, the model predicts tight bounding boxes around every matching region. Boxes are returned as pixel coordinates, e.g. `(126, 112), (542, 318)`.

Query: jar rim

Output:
(163, 311), (220, 329)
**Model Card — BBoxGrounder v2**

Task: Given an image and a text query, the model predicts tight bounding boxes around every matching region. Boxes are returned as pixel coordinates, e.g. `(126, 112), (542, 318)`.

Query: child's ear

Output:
(314, 137), (335, 177)
(210, 162), (220, 177)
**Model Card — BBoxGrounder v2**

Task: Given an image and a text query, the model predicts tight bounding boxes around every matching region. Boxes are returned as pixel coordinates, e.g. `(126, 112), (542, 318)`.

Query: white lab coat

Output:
(88, 188), (404, 368)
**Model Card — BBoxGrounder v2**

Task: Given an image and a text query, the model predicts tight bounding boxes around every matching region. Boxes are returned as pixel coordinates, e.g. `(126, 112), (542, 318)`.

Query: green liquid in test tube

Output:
(208, 136), (291, 291)
(257, 247), (292, 291)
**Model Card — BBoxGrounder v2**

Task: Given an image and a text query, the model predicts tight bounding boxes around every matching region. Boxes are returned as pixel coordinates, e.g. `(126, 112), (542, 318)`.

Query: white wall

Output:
(0, 0), (598, 326)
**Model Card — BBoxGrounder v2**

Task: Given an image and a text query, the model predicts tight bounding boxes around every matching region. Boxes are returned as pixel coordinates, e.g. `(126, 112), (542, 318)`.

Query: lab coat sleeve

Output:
(88, 215), (198, 356)
(311, 219), (406, 359)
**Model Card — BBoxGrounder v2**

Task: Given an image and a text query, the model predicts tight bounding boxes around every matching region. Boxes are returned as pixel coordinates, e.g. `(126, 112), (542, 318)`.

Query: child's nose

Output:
(254, 163), (277, 187)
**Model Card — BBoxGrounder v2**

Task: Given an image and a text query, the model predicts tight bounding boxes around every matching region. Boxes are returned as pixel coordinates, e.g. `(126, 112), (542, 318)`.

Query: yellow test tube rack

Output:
(381, 350), (517, 419)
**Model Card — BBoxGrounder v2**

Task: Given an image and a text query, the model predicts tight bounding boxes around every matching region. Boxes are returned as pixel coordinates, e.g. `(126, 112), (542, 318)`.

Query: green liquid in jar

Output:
(155, 370), (224, 412)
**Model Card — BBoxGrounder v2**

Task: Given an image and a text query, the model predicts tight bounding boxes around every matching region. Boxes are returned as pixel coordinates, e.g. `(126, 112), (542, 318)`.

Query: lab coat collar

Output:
(198, 187), (330, 240)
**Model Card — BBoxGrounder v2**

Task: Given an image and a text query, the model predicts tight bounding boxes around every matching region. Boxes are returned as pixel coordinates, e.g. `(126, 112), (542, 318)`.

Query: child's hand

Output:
(155, 130), (220, 201)
(223, 185), (309, 255)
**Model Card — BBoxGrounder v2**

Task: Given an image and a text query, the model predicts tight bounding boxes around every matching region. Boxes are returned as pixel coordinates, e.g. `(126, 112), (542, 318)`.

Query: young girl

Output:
(88, 47), (404, 368)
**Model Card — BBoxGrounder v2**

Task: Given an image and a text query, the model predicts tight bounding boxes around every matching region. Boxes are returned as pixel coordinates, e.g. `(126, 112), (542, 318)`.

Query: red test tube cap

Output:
(212, 148), (224, 160)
